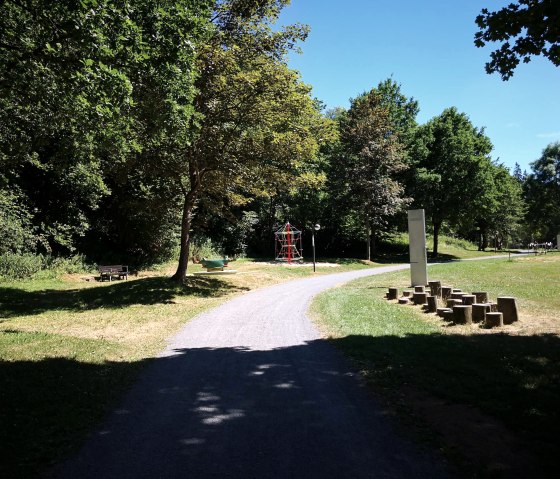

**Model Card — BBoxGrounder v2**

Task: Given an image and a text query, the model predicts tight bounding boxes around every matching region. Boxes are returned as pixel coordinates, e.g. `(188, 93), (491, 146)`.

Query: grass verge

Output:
(311, 254), (560, 477)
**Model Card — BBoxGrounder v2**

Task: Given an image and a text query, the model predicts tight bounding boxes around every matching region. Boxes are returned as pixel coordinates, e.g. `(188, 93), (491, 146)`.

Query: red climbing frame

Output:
(274, 222), (303, 263)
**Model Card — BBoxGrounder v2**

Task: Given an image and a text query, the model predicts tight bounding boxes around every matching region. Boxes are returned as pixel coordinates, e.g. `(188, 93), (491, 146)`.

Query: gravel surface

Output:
(51, 265), (451, 479)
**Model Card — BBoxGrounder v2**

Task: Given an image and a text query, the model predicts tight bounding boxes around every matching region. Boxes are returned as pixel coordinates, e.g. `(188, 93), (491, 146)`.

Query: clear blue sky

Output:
(277, 0), (560, 173)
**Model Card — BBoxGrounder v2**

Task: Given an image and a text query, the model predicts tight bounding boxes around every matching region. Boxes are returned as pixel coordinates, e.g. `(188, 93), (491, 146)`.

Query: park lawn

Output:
(0, 257), (373, 478)
(311, 253), (560, 476)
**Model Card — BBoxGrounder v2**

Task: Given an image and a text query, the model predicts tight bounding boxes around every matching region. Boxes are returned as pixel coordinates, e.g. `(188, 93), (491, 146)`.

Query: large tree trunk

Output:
(172, 193), (197, 283)
(432, 220), (441, 257)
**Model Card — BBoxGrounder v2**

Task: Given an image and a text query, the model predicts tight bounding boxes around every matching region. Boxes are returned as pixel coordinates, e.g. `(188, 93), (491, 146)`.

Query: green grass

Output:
(377, 232), (514, 263)
(311, 254), (560, 475)
(0, 257), (374, 478)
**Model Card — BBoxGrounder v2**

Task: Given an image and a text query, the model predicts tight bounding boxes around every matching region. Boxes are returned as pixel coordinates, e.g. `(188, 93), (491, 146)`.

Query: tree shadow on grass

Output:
(329, 333), (560, 478)
(0, 276), (249, 319)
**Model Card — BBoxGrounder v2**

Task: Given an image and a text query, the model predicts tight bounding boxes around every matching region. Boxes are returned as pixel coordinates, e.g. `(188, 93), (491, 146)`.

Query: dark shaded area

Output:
(0, 276), (248, 318)
(330, 333), (560, 478)
(1, 340), (451, 479)
(0, 355), (148, 479)
(0, 332), (557, 478)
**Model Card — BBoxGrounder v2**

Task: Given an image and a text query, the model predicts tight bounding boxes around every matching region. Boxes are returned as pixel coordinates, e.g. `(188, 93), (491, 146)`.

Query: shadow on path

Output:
(2, 339), (449, 479)
(3, 331), (558, 478)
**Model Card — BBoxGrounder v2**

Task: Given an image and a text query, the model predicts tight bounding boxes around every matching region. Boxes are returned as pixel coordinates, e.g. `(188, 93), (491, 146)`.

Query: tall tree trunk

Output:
(482, 231), (488, 251)
(432, 220), (441, 258)
(172, 193), (197, 283)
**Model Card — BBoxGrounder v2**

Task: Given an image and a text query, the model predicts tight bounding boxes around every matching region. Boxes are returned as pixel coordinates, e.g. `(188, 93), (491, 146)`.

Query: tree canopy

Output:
(474, 0), (560, 80)
(410, 107), (494, 256)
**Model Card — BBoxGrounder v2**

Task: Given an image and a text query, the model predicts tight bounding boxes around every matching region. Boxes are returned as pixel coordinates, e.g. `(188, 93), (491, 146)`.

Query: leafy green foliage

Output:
(474, 0), (560, 80)
(0, 0), (211, 257)
(523, 142), (560, 240)
(0, 253), (43, 279)
(410, 107), (494, 255)
(170, 0), (326, 279)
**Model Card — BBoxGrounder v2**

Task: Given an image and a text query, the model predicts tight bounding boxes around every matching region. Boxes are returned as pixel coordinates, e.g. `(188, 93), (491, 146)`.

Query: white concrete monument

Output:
(408, 209), (428, 286)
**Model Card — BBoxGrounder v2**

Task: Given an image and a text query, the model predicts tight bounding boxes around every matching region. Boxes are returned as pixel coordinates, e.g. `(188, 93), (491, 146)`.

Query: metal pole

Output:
(312, 231), (316, 273)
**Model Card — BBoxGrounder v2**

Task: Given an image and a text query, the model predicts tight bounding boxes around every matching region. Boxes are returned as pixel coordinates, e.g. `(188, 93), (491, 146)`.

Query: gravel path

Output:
(52, 265), (451, 479)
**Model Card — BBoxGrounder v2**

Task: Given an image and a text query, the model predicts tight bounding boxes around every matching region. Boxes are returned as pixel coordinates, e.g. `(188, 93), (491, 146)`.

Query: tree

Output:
(169, 0), (323, 281)
(410, 108), (494, 256)
(470, 164), (526, 251)
(523, 142), (560, 240)
(474, 0), (560, 80)
(374, 78), (419, 148)
(0, 0), (211, 255)
(334, 89), (409, 260)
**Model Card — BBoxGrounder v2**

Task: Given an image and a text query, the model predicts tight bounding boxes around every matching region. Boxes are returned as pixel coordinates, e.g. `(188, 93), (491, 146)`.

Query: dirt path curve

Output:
(52, 265), (451, 479)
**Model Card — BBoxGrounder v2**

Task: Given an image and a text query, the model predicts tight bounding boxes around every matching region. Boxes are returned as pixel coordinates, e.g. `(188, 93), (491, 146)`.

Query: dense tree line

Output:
(1, 1), (557, 278)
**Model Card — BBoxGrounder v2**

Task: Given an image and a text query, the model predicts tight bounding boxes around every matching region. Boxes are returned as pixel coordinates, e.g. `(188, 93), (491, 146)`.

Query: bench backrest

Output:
(99, 265), (128, 273)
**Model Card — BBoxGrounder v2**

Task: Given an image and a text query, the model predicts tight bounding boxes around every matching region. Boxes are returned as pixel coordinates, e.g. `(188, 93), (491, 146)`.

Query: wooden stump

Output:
(402, 290), (412, 297)
(387, 287), (398, 300)
(441, 286), (452, 300)
(451, 292), (465, 300)
(426, 295), (438, 313)
(428, 280), (442, 298)
(453, 305), (473, 325)
(442, 310), (455, 322)
(446, 298), (462, 308)
(473, 291), (488, 303)
(488, 302), (498, 312)
(472, 303), (491, 323)
(414, 285), (425, 293)
(413, 292), (428, 305)
(462, 295), (476, 305)
(398, 298), (409, 305)
(497, 297), (518, 324)
(437, 307), (452, 317)
(452, 288), (462, 293)
(485, 312), (503, 328)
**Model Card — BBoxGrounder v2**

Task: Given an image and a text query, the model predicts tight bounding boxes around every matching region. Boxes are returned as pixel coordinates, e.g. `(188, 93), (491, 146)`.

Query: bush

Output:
(190, 237), (222, 259)
(0, 253), (43, 279)
(42, 254), (94, 275)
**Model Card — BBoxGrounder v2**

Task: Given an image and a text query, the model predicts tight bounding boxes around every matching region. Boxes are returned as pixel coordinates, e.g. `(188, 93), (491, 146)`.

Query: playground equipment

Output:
(274, 222), (303, 263)
(192, 256), (237, 275)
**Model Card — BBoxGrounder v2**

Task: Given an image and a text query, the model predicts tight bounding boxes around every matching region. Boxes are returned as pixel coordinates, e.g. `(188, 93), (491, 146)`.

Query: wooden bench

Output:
(99, 265), (128, 281)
